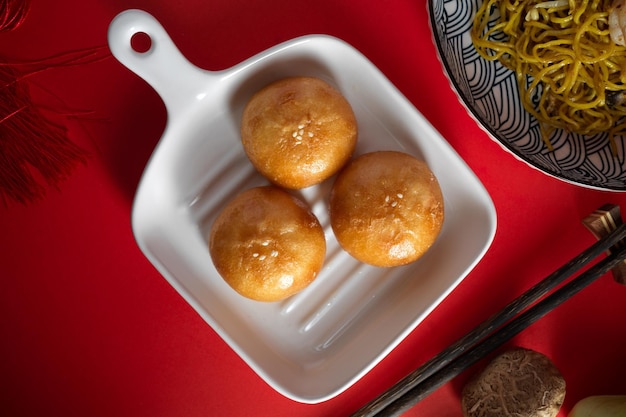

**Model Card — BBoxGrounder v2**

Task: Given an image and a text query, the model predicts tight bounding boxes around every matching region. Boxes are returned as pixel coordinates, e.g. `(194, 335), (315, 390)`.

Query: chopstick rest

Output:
(351, 205), (626, 417)
(583, 203), (626, 285)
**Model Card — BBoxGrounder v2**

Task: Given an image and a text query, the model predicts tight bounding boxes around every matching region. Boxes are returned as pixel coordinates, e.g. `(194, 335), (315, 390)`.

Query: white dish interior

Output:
(108, 9), (497, 403)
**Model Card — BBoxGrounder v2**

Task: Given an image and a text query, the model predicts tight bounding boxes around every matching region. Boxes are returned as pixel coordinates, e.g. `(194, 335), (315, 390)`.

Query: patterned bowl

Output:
(428, 0), (626, 191)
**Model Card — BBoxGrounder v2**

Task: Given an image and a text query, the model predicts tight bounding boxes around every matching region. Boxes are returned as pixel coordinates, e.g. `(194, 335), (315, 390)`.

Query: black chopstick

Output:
(377, 245), (626, 416)
(351, 220), (626, 417)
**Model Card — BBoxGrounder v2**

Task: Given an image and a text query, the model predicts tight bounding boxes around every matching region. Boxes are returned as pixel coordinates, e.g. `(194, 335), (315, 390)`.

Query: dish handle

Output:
(107, 9), (209, 113)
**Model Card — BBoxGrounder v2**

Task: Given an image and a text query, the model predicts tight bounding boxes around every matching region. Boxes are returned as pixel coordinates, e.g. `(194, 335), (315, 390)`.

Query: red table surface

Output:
(2, 1), (626, 416)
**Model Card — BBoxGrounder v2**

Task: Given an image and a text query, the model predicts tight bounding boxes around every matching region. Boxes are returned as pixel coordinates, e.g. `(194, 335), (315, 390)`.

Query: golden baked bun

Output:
(209, 186), (326, 302)
(329, 151), (444, 267)
(241, 77), (357, 189)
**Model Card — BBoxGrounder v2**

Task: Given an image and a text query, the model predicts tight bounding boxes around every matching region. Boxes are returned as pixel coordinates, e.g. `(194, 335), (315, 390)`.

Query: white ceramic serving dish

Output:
(108, 9), (496, 403)
(429, 0), (626, 191)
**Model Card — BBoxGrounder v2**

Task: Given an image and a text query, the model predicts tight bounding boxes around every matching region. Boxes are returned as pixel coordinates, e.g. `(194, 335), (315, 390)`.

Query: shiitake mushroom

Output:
(461, 348), (565, 417)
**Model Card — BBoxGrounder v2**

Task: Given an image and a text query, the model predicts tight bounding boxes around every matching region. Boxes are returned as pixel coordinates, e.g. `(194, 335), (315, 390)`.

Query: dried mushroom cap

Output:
(461, 348), (565, 417)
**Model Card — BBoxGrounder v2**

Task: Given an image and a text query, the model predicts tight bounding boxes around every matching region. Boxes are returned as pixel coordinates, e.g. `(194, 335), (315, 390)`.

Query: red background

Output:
(1, 1), (625, 416)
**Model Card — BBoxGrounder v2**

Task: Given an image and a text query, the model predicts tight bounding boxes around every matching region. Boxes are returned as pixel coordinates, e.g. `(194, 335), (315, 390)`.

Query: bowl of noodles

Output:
(428, 0), (626, 190)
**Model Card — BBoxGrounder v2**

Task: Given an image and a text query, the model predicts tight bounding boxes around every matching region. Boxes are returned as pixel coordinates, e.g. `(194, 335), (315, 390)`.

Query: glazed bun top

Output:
(329, 151), (444, 267)
(209, 186), (326, 302)
(241, 76), (357, 189)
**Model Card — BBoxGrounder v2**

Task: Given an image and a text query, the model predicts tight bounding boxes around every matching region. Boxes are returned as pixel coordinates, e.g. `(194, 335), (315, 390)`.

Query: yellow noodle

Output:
(471, 0), (626, 141)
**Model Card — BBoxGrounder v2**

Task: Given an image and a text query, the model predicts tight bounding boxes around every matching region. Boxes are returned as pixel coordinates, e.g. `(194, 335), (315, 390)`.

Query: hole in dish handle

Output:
(107, 9), (208, 112)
